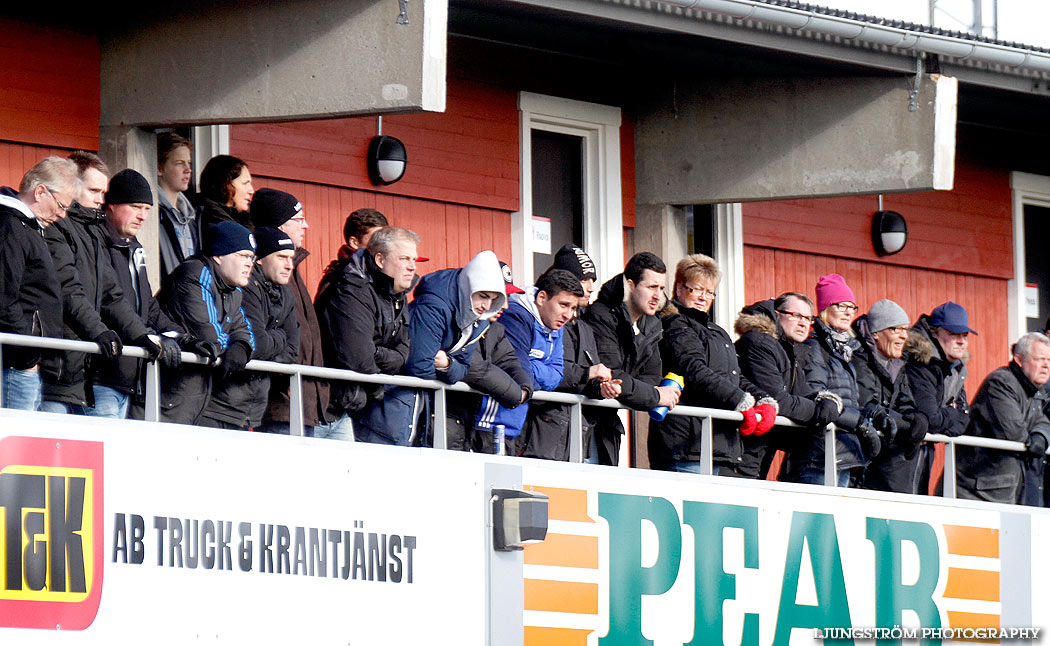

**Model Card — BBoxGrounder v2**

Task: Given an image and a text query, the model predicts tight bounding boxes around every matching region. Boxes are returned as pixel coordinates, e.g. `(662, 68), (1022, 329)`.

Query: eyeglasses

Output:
(681, 284), (716, 299)
(829, 302), (858, 313)
(44, 186), (69, 213)
(289, 216), (307, 224)
(882, 325), (909, 334)
(777, 310), (815, 324)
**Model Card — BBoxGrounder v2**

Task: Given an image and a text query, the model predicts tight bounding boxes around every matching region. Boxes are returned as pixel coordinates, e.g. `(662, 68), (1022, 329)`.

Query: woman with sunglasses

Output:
(789, 273), (882, 487)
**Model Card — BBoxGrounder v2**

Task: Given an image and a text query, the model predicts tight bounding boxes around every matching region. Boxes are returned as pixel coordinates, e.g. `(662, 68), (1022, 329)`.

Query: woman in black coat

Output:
(197, 155), (255, 230)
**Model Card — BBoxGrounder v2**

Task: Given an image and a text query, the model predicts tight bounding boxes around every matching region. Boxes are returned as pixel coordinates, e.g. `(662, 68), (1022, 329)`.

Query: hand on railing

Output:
(93, 330), (123, 360)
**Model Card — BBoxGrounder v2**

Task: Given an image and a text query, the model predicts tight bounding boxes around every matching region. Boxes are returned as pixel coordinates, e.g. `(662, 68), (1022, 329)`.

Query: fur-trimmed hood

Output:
(906, 314), (970, 366)
(734, 299), (778, 337)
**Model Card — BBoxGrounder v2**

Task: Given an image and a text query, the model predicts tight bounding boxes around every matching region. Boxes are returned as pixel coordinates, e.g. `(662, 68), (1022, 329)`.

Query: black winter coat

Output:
(852, 315), (926, 494)
(265, 249), (329, 426)
(41, 203), (151, 406)
(583, 275), (663, 445)
(315, 247), (414, 416)
(157, 256), (255, 425)
(198, 197), (252, 231)
(0, 195), (62, 370)
(91, 224), (183, 397)
(158, 196), (200, 279)
(796, 319), (869, 473)
(519, 315), (603, 461)
(957, 362), (1050, 504)
(649, 300), (765, 470)
(205, 265), (299, 428)
(905, 316), (970, 437)
(734, 300), (815, 477)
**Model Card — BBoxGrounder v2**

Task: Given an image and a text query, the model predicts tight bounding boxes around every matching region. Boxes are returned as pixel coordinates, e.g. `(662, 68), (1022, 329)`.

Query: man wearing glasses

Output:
(734, 292), (842, 479)
(0, 157), (77, 410)
(852, 299), (930, 493)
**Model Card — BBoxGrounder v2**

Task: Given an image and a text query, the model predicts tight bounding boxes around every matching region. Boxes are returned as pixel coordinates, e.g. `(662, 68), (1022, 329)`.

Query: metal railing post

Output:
(143, 359), (161, 422)
(569, 400), (583, 463)
(942, 441), (957, 499)
(289, 371), (305, 437)
(824, 424), (838, 487)
(700, 415), (714, 475)
(433, 387), (447, 449)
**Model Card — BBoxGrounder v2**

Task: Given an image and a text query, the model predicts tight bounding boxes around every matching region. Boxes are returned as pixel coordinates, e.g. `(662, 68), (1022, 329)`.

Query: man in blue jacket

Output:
(475, 269), (583, 453)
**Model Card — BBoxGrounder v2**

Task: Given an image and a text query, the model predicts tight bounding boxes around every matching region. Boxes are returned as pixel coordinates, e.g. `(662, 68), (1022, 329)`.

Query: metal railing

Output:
(0, 332), (1033, 498)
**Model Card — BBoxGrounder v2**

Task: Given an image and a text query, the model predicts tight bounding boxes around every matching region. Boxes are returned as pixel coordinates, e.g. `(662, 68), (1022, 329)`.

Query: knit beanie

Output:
(253, 226), (294, 259)
(205, 221), (256, 257)
(815, 273), (856, 313)
(867, 299), (909, 332)
(250, 188), (301, 228)
(551, 244), (598, 281)
(105, 169), (154, 206)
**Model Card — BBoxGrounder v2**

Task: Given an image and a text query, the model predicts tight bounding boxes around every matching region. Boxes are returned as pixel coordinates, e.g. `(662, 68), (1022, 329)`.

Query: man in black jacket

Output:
(583, 252), (680, 466)
(208, 227), (300, 431)
(905, 302), (974, 493)
(158, 221), (257, 426)
(39, 153), (160, 417)
(315, 225), (419, 443)
(735, 292), (840, 479)
(90, 168), (187, 418)
(853, 299), (930, 494)
(251, 188), (330, 434)
(0, 157), (73, 410)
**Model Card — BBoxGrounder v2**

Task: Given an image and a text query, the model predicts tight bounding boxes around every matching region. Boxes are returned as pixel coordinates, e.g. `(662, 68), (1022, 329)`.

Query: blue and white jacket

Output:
(476, 288), (565, 438)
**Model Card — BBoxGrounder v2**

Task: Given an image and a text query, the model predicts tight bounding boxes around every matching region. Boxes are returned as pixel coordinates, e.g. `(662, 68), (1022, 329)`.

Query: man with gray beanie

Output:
(157, 221), (257, 426)
(851, 298), (929, 493)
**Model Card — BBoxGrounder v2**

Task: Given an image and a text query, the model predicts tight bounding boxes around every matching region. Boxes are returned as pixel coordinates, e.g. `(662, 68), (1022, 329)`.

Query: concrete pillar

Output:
(99, 126), (160, 291)
(632, 203), (690, 281)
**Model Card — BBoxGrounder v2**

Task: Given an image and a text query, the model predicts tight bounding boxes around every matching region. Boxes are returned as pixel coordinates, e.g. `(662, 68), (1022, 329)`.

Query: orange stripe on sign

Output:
(943, 525), (999, 558)
(943, 568), (1000, 601)
(524, 485), (593, 523)
(947, 611), (1001, 643)
(524, 533), (599, 569)
(524, 627), (594, 646)
(524, 579), (599, 614)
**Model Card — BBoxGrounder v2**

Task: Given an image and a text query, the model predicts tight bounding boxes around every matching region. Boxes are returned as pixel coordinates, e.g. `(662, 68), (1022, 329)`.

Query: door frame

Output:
(514, 92), (623, 286)
(1009, 171), (1050, 342)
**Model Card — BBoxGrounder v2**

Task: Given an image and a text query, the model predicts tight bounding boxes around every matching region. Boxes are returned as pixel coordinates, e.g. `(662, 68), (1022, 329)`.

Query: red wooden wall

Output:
(741, 157), (1013, 390)
(0, 20), (100, 152)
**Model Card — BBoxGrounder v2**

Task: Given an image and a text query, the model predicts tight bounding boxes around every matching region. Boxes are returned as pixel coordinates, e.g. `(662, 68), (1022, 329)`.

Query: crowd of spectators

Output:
(1, 143), (1047, 507)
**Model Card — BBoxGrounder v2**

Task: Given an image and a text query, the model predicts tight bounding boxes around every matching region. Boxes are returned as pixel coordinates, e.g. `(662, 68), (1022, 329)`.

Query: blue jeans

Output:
(665, 460), (722, 476)
(40, 385), (129, 419)
(312, 413), (356, 442)
(2, 368), (42, 411)
(797, 465), (852, 488)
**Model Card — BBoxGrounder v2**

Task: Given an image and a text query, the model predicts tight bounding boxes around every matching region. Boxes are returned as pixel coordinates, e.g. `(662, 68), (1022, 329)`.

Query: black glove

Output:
(133, 335), (162, 361)
(158, 336), (182, 369)
(218, 341), (251, 380)
(93, 330), (123, 361)
(812, 398), (841, 427)
(900, 413), (928, 460)
(180, 334), (219, 365)
(855, 419), (882, 459)
(1025, 433), (1048, 459)
(873, 410), (897, 445)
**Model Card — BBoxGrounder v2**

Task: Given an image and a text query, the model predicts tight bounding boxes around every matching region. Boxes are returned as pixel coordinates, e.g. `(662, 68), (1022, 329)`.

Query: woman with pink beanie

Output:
(788, 274), (882, 487)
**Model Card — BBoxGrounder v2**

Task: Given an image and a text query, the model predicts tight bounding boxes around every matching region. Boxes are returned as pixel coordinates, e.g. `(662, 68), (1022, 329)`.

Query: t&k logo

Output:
(0, 437), (103, 630)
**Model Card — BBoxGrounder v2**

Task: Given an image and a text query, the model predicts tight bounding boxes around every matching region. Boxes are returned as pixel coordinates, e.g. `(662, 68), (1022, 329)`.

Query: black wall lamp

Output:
(872, 196), (907, 256)
(367, 116), (407, 186)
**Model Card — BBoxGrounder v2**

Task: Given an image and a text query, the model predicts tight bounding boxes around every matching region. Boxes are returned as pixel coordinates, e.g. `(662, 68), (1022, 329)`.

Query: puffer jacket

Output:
(91, 223), (184, 398)
(0, 192), (62, 370)
(265, 248), (329, 427)
(957, 362), (1050, 504)
(795, 319), (869, 473)
(207, 265), (299, 428)
(315, 246), (415, 416)
(583, 274), (663, 464)
(157, 255), (256, 425)
(734, 299), (815, 477)
(519, 313), (603, 462)
(905, 315), (970, 437)
(852, 314), (927, 493)
(40, 203), (152, 406)
(649, 300), (765, 471)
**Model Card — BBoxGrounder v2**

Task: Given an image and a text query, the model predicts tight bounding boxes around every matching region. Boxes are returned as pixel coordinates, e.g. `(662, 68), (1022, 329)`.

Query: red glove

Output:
(739, 407), (759, 436)
(754, 403), (778, 435)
